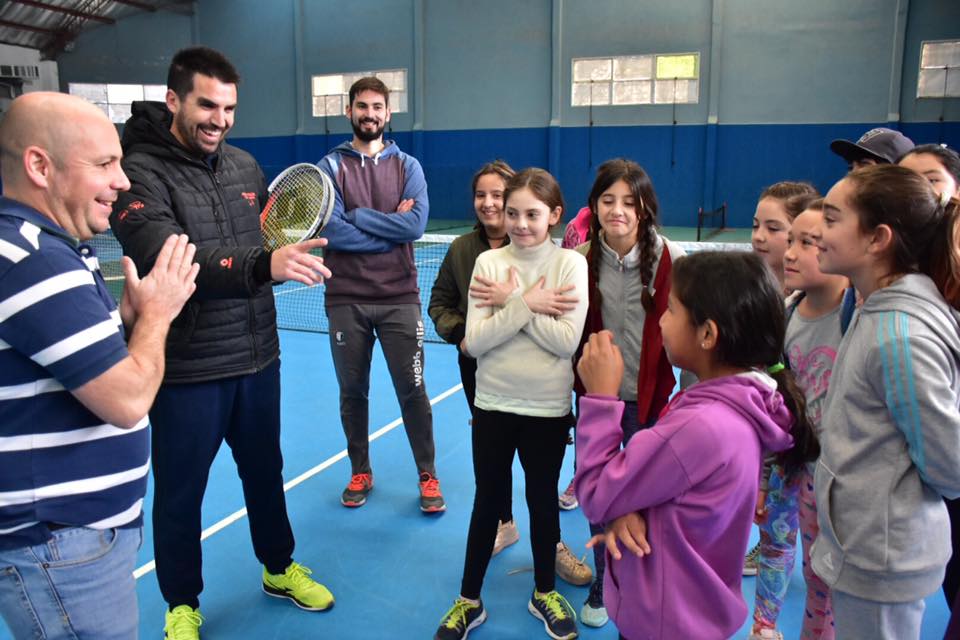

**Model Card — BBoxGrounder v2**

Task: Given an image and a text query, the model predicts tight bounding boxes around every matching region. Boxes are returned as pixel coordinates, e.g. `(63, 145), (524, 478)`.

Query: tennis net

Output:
(88, 231), (749, 344)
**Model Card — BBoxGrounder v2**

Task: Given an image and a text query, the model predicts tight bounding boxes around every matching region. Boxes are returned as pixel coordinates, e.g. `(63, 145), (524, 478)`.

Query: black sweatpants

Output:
(327, 303), (436, 476)
(150, 360), (295, 609)
(460, 407), (571, 599)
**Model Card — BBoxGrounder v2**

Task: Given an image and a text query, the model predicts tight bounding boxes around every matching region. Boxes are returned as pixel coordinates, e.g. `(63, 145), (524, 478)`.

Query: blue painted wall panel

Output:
(418, 127), (550, 221)
(57, 11), (192, 85)
(231, 120), (960, 229)
(719, 0), (897, 124)
(424, 1), (552, 130)
(193, 0), (299, 137)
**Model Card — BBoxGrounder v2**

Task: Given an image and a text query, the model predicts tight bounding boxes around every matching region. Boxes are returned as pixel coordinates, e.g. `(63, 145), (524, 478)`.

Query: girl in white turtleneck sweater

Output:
(433, 168), (588, 640)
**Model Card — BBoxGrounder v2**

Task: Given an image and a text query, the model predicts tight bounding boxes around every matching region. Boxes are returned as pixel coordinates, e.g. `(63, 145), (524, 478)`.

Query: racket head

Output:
(260, 163), (335, 251)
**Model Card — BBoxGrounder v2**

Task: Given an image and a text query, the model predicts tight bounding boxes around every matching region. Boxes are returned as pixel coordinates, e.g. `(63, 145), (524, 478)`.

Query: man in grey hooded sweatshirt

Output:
(317, 76), (443, 514)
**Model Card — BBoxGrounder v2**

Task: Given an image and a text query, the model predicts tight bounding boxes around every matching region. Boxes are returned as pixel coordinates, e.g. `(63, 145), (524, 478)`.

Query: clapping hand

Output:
(120, 234), (199, 327)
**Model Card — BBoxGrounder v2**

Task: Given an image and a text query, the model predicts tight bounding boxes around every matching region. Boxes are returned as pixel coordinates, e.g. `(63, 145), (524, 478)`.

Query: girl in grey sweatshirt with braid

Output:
(813, 164), (960, 640)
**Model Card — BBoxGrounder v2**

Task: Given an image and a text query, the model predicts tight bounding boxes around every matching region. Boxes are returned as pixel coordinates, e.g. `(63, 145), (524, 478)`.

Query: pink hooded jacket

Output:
(561, 206), (592, 249)
(574, 373), (795, 640)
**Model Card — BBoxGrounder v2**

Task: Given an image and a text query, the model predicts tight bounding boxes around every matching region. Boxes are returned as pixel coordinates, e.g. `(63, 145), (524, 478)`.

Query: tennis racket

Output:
(259, 163), (335, 251)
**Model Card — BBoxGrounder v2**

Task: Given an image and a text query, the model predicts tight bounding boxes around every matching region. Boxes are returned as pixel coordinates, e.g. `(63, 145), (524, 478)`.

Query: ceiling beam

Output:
(112, 0), (157, 11)
(10, 0), (115, 24)
(0, 37), (39, 49)
(0, 18), (57, 34)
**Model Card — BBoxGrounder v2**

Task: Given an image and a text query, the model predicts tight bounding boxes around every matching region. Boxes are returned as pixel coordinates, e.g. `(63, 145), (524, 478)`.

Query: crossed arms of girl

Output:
(461, 254), (588, 358)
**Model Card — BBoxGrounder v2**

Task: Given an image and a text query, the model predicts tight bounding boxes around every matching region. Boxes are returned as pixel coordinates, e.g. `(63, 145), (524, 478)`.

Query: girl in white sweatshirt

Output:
(434, 168), (588, 640)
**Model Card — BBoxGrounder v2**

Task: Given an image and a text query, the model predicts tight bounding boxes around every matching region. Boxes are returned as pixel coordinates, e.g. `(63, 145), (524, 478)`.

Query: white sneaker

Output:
(492, 520), (520, 556)
(581, 579), (608, 628)
(748, 628), (784, 640)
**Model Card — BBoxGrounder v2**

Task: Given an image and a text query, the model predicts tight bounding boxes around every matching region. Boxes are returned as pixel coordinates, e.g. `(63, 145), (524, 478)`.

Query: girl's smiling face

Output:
(752, 197), (792, 276)
(504, 186), (561, 248)
(474, 172), (507, 236)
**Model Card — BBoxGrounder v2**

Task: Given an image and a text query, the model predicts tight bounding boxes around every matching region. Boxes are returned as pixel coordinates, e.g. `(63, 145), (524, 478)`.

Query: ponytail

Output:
(672, 251), (820, 476)
(768, 366), (820, 475)
(846, 165), (960, 308)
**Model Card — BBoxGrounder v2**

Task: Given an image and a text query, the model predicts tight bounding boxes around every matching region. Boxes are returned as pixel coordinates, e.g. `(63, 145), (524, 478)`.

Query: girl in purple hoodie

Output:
(574, 251), (818, 640)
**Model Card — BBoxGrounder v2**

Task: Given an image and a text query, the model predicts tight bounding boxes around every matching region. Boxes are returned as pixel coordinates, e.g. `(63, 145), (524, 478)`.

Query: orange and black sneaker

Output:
(341, 473), (373, 507)
(419, 472), (446, 513)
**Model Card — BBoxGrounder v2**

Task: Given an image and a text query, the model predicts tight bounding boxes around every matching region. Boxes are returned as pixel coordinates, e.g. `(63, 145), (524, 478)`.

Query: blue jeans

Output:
(0, 526), (141, 639)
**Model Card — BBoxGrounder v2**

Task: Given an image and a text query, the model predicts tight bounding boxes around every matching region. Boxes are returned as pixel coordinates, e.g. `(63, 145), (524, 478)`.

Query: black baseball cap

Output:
(829, 128), (915, 165)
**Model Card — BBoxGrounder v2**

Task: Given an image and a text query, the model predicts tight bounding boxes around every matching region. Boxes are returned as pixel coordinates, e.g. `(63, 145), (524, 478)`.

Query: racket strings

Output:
(261, 168), (332, 250)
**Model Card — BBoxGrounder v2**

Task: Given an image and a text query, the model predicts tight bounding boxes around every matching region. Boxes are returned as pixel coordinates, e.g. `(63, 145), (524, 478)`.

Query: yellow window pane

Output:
(656, 54), (697, 79)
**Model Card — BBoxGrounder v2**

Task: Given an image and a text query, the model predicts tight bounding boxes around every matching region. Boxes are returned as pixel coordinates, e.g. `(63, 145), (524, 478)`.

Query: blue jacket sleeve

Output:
(316, 156), (396, 253)
(347, 153), (429, 243)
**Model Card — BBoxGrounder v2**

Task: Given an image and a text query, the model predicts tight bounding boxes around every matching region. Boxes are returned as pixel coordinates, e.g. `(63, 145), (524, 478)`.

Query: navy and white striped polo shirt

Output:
(0, 197), (148, 550)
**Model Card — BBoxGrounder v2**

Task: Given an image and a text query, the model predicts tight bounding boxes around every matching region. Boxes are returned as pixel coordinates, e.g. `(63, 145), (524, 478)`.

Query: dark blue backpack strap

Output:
(839, 287), (857, 334)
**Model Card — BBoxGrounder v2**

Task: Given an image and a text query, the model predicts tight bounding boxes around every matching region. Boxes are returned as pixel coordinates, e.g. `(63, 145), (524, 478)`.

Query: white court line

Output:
(133, 382), (463, 580)
(273, 283), (320, 297)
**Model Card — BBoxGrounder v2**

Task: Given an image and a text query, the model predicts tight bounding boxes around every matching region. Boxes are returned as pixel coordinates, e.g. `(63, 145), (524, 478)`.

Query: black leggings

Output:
(460, 407), (571, 599)
(457, 352), (513, 523)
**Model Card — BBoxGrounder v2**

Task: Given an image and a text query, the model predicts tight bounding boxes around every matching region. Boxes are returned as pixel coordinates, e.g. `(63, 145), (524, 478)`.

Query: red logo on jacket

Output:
(220, 257), (234, 269)
(241, 192), (257, 206)
(128, 201), (145, 210)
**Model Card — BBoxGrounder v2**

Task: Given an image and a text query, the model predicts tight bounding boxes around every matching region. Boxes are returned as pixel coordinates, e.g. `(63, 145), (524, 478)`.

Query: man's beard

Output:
(174, 112), (219, 156)
(351, 118), (384, 142)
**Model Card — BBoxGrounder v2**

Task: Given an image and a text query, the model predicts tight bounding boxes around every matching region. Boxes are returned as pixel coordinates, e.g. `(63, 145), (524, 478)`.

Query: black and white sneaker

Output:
(529, 590), (578, 639)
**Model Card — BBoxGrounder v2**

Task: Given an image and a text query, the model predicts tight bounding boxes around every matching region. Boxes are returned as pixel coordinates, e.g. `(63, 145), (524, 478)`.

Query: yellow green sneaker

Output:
(164, 605), (202, 640)
(262, 562), (334, 611)
(434, 597), (487, 640)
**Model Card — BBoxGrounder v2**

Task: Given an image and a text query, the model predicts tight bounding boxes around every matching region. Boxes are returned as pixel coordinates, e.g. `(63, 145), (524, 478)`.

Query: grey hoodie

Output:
(812, 274), (960, 602)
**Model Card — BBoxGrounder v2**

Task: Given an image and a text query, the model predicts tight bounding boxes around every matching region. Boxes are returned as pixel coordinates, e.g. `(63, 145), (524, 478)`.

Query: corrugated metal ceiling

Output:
(0, 0), (192, 58)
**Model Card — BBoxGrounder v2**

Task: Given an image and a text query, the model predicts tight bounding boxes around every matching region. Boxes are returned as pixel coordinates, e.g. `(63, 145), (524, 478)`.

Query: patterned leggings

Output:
(752, 465), (834, 639)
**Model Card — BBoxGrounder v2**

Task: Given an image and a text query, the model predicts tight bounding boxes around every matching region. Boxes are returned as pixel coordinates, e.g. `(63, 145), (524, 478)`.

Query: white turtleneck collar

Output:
(505, 236), (558, 262)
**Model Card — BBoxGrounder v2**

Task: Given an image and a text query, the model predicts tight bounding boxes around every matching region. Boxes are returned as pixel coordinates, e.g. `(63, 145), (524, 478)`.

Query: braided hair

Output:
(586, 158), (660, 314)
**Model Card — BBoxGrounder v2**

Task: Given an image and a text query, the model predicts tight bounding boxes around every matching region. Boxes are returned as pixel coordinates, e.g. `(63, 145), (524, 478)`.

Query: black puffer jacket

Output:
(111, 101), (279, 383)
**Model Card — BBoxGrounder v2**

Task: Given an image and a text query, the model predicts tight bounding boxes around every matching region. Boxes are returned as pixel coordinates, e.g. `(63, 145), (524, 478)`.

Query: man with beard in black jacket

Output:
(110, 46), (333, 640)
